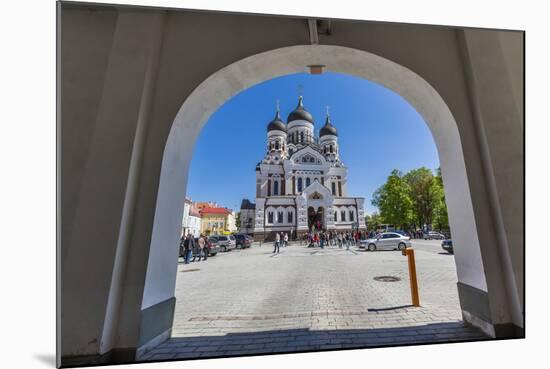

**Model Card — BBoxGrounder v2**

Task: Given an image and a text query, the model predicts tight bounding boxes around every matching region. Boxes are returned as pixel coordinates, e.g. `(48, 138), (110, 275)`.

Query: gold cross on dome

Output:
(326, 105), (330, 117)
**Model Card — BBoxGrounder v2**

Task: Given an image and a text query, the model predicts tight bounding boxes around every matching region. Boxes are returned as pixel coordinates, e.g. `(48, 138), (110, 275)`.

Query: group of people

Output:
(180, 233), (209, 264)
(272, 232), (289, 254)
(303, 230), (368, 249)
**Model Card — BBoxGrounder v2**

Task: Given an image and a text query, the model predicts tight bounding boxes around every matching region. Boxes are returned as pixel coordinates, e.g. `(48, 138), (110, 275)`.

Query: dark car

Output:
(441, 239), (453, 254)
(234, 233), (252, 249)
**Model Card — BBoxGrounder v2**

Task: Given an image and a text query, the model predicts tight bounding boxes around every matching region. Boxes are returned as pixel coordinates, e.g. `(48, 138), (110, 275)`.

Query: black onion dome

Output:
(287, 96), (314, 124)
(320, 114), (338, 136)
(267, 110), (287, 132)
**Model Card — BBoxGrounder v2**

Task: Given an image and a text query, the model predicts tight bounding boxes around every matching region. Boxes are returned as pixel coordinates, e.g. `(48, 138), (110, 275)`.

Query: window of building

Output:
(306, 177), (311, 187)
(331, 182), (336, 195)
(341, 210), (346, 222)
(267, 212), (274, 224)
(275, 141), (279, 150)
(273, 180), (279, 195)
(288, 211), (293, 223)
(300, 132), (304, 143)
(334, 211), (338, 222)
(277, 211), (283, 223)
(297, 177), (303, 192)
(349, 210), (354, 222)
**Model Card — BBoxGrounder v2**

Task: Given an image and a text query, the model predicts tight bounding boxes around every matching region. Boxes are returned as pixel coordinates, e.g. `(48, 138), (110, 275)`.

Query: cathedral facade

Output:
(244, 96), (366, 240)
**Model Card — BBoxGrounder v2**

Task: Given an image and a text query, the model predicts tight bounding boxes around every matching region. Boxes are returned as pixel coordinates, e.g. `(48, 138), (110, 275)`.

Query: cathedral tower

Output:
(287, 96), (314, 148)
(319, 110), (339, 163)
(265, 108), (288, 163)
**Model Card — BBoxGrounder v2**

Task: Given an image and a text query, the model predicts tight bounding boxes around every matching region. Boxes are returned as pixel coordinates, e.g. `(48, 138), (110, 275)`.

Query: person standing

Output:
(284, 232), (289, 247)
(185, 234), (195, 264)
(273, 233), (280, 253)
(182, 234), (191, 264)
(189, 234), (198, 262)
(198, 235), (207, 261)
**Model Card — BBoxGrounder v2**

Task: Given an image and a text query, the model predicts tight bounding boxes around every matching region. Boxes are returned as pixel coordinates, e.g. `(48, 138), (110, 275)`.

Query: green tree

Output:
(371, 169), (413, 229)
(433, 167), (449, 231)
(403, 167), (440, 229)
(365, 212), (384, 232)
(235, 211), (241, 230)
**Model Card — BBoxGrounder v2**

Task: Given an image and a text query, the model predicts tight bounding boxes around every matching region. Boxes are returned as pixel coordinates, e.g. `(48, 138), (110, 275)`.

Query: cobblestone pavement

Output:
(141, 241), (486, 361)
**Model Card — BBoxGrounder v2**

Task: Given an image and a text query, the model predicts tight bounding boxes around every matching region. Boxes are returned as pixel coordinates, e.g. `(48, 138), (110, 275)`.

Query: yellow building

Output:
(200, 207), (232, 235)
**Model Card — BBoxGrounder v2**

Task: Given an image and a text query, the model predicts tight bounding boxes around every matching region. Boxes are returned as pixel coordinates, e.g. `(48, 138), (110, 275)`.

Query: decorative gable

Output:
(299, 153), (320, 164)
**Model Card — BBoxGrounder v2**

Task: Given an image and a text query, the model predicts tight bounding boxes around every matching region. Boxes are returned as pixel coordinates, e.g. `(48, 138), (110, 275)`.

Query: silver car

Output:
(209, 235), (237, 252)
(359, 232), (412, 251)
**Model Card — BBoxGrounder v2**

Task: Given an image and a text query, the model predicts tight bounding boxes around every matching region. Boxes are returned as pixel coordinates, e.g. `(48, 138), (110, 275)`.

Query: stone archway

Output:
(146, 45), (489, 320)
(138, 44), (520, 348)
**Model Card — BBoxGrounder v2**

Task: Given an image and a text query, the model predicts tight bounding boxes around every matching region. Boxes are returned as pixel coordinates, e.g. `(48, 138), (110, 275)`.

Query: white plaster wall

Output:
(143, 44), (488, 313)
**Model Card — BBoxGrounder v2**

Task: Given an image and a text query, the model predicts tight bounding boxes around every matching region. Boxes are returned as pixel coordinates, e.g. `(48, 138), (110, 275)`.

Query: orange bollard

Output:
(405, 247), (420, 306)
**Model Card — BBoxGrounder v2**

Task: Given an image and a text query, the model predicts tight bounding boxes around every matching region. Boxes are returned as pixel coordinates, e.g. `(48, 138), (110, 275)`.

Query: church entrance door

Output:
(308, 206), (325, 231)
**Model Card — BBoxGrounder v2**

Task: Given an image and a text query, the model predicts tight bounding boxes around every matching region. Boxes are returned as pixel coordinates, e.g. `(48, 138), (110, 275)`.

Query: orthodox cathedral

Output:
(242, 96), (366, 240)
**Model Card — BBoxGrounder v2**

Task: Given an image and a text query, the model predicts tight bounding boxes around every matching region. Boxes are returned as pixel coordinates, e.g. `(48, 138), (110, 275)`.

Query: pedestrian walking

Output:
(273, 233), (280, 253)
(284, 232), (288, 247)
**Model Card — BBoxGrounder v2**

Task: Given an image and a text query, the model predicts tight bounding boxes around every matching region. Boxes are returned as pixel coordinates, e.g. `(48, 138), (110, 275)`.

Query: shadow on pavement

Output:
(138, 322), (489, 363)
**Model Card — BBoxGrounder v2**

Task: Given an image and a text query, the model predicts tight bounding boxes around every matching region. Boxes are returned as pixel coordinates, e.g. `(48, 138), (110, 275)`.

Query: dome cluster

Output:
(266, 96), (338, 137)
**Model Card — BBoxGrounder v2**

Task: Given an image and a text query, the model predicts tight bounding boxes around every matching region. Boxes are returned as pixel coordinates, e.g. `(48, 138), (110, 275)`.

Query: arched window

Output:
(277, 211), (283, 223)
(349, 210), (354, 222)
(287, 211), (293, 223)
(330, 145), (334, 153)
(334, 211), (338, 222)
(300, 132), (304, 143)
(268, 212), (274, 224)
(275, 141), (279, 150)
(341, 210), (346, 222)
(331, 182), (336, 195)
(306, 177), (311, 187)
(273, 180), (279, 196)
(297, 177), (303, 192)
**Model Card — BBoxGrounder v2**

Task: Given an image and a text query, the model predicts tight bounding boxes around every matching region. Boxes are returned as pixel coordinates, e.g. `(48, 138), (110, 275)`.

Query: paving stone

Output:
(142, 243), (488, 361)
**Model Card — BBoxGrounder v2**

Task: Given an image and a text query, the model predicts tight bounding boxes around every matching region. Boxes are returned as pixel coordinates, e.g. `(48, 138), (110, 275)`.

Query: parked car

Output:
(441, 239), (453, 254)
(195, 237), (220, 256)
(234, 233), (252, 249)
(359, 232), (412, 251)
(209, 235), (237, 252)
(424, 231), (446, 240)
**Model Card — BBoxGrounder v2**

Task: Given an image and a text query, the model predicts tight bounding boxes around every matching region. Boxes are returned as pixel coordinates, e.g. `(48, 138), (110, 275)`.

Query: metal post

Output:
(405, 247), (420, 306)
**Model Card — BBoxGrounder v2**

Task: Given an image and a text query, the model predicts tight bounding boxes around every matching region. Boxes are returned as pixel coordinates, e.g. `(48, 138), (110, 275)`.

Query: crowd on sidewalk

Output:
(180, 233), (209, 264)
(301, 230), (369, 249)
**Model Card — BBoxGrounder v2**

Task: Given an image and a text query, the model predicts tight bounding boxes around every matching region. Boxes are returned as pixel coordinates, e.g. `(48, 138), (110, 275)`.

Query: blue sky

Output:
(186, 72), (440, 215)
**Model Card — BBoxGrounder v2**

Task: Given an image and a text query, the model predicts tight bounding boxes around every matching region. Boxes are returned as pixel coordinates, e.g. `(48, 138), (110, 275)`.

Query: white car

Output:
(359, 232), (412, 251)
(424, 231), (446, 240)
